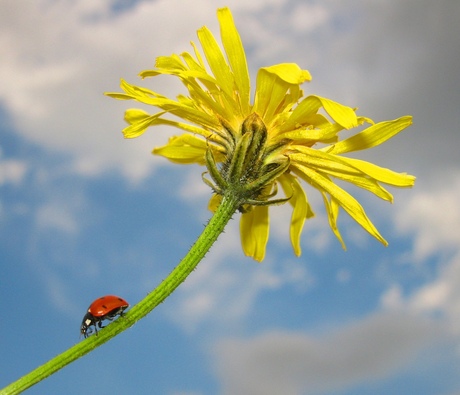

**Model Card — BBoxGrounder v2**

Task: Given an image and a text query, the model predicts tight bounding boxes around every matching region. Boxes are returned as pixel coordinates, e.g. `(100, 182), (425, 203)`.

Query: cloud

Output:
(323, 0), (460, 175)
(1, 0), (303, 183)
(395, 174), (460, 261)
(407, 253), (460, 334)
(0, 0), (332, 184)
(0, 155), (28, 221)
(213, 312), (442, 395)
(1, 0), (458, 187)
(1, 0), (220, 180)
(35, 202), (80, 234)
(380, 174), (460, 334)
(0, 158), (27, 186)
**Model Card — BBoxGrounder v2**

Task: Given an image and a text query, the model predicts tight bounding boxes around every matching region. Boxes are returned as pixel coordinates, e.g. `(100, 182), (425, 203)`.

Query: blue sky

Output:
(1, 0), (460, 394)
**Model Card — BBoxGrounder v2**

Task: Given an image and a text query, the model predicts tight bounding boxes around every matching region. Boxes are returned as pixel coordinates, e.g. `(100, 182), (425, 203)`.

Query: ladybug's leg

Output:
(97, 320), (106, 331)
(105, 312), (117, 321)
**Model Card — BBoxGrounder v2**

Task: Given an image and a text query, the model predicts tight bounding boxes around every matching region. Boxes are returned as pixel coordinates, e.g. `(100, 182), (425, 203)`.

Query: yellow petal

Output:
(143, 54), (187, 77)
(279, 173), (313, 256)
(279, 96), (357, 134)
(197, 26), (235, 102)
(114, 80), (221, 131)
(289, 148), (394, 202)
(190, 41), (207, 70)
(253, 63), (311, 125)
(315, 96), (358, 129)
(253, 70), (291, 124)
(240, 206), (270, 262)
(208, 194), (222, 212)
(123, 109), (166, 138)
(320, 192), (346, 250)
(301, 96), (358, 129)
(294, 164), (388, 246)
(123, 109), (213, 140)
(105, 79), (162, 101)
(145, 53), (222, 98)
(335, 157), (416, 187)
(153, 134), (208, 164)
(105, 92), (133, 100)
(326, 116), (413, 154)
(261, 63), (312, 85)
(217, 7), (250, 114)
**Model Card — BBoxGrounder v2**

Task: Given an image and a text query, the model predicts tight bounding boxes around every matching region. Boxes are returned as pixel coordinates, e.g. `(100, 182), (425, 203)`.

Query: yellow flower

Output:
(106, 7), (415, 262)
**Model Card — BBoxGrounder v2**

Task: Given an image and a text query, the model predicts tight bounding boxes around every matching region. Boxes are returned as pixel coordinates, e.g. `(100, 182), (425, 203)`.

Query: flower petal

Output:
(218, 7), (250, 115)
(153, 134), (208, 164)
(333, 157), (416, 187)
(289, 148), (394, 202)
(290, 96), (358, 130)
(279, 173), (313, 256)
(208, 194), (222, 212)
(320, 192), (346, 250)
(112, 79), (222, 131)
(197, 26), (235, 103)
(123, 109), (167, 138)
(123, 109), (214, 140)
(253, 63), (311, 125)
(294, 164), (388, 246)
(326, 116), (413, 154)
(240, 206), (270, 262)
(261, 63), (312, 85)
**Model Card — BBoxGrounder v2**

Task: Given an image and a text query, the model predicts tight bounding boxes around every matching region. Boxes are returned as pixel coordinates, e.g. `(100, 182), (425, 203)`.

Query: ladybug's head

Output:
(80, 312), (95, 338)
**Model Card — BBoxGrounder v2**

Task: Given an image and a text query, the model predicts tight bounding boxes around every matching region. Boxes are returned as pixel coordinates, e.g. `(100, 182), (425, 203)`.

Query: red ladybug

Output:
(81, 295), (129, 338)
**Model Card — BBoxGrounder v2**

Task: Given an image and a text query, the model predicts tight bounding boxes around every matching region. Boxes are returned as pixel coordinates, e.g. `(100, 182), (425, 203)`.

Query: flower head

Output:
(106, 7), (415, 261)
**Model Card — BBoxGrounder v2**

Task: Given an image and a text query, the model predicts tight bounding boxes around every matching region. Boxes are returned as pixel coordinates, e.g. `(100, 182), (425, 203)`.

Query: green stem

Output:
(0, 194), (241, 395)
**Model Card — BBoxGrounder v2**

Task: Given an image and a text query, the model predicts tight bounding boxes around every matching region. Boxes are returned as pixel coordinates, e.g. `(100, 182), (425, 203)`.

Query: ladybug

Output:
(81, 295), (129, 338)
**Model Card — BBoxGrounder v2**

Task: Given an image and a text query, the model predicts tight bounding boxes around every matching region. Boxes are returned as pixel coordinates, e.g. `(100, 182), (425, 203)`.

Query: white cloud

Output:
(289, 3), (329, 33)
(0, 157), (28, 220)
(178, 168), (211, 202)
(383, 252), (460, 336)
(0, 0), (332, 183)
(1, 0), (458, 187)
(213, 312), (442, 395)
(382, 174), (460, 333)
(395, 175), (460, 261)
(43, 270), (82, 317)
(35, 202), (80, 234)
(336, 268), (351, 283)
(32, 170), (89, 235)
(0, 158), (27, 185)
(0, 0), (219, 180)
